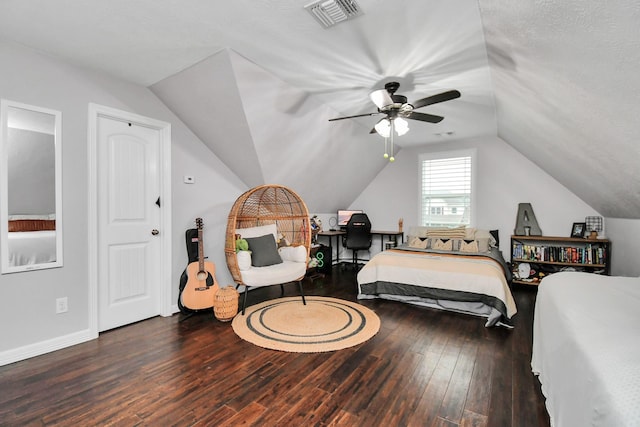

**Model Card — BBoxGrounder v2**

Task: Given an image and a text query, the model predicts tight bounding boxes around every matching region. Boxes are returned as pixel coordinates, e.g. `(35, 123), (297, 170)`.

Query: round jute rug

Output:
(231, 296), (380, 353)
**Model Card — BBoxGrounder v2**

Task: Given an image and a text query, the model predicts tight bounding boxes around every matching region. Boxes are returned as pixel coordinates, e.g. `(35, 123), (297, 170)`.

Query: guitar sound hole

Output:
(196, 271), (207, 281)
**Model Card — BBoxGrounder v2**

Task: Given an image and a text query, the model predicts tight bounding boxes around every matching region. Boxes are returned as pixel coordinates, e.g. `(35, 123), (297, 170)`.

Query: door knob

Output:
(151, 229), (159, 235)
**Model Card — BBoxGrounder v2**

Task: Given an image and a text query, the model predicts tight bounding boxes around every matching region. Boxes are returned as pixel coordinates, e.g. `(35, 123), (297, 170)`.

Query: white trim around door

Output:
(88, 104), (172, 338)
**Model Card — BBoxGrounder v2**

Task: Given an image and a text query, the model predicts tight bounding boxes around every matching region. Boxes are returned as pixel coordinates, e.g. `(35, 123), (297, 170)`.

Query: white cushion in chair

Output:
(241, 260), (307, 288)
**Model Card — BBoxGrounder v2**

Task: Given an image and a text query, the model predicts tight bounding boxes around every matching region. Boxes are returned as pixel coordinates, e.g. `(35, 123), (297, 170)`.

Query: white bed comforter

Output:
(532, 272), (640, 427)
(357, 249), (517, 325)
(8, 230), (56, 266)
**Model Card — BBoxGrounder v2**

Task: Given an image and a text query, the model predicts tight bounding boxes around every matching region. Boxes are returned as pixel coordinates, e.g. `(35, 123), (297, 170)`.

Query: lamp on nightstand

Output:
(585, 216), (603, 239)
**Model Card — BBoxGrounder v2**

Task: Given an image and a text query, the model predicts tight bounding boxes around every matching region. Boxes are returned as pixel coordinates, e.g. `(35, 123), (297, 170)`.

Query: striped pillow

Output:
(426, 226), (467, 239)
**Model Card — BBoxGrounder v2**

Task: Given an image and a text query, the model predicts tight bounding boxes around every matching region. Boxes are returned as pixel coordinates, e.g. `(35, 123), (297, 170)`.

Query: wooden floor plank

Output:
(0, 266), (550, 427)
(460, 409), (488, 427)
(437, 337), (479, 423)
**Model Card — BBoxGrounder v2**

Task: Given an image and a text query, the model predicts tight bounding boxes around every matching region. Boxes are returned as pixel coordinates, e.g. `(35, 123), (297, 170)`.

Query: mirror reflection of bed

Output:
(8, 215), (57, 267)
(1, 100), (63, 273)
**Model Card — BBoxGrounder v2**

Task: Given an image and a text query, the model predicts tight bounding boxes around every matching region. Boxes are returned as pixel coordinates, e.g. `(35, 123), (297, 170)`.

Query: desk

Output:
(372, 230), (404, 250)
(317, 230), (404, 265)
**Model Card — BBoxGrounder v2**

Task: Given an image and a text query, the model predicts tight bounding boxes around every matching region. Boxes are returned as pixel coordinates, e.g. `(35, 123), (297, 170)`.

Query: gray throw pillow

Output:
(246, 234), (283, 267)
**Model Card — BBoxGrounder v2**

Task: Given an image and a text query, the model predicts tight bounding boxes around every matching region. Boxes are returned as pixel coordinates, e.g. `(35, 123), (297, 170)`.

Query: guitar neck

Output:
(198, 225), (205, 273)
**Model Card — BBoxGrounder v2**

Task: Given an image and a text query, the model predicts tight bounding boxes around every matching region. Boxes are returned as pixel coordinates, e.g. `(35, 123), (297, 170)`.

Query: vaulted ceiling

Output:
(1, 0), (638, 217)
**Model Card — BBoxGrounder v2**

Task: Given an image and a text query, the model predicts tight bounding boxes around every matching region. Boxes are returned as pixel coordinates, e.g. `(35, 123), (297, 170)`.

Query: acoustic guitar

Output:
(180, 218), (219, 310)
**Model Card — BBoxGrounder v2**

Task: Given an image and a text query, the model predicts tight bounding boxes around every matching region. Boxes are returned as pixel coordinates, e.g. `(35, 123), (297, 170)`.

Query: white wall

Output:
(351, 135), (602, 260)
(605, 218), (640, 277)
(0, 41), (246, 364)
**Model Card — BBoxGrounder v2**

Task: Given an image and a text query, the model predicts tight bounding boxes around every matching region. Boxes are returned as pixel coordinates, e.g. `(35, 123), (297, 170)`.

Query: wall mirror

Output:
(1, 99), (63, 273)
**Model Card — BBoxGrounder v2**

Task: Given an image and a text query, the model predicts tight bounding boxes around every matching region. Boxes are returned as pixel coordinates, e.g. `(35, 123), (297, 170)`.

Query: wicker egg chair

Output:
(225, 184), (311, 314)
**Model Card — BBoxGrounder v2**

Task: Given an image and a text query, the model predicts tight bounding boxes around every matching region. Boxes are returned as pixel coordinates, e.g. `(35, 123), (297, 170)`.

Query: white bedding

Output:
(8, 230), (56, 266)
(531, 272), (640, 427)
(357, 249), (516, 327)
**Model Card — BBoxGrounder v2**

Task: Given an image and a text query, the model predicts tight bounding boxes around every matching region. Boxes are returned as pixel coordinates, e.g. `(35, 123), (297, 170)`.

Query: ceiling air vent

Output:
(305, 0), (363, 28)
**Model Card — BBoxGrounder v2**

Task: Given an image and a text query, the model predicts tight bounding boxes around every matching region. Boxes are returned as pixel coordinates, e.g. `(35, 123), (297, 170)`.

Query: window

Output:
(420, 150), (475, 227)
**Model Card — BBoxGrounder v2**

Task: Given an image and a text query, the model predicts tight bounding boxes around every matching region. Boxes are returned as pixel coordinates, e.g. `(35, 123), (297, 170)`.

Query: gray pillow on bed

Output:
(245, 234), (283, 267)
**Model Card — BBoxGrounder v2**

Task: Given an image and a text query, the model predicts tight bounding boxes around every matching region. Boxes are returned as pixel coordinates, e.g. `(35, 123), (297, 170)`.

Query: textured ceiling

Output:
(0, 0), (638, 217)
(479, 0), (640, 218)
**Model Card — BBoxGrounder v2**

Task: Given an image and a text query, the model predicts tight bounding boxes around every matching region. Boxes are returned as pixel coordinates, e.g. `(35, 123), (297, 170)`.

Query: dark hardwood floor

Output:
(0, 265), (550, 426)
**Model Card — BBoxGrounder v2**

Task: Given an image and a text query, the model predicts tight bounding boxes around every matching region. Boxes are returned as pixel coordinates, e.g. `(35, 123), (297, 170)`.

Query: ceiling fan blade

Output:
(328, 112), (380, 122)
(405, 111), (444, 123)
(411, 90), (461, 109)
(370, 89), (394, 109)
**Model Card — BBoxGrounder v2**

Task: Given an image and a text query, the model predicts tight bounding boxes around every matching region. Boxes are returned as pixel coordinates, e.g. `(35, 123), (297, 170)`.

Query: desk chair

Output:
(343, 213), (372, 268)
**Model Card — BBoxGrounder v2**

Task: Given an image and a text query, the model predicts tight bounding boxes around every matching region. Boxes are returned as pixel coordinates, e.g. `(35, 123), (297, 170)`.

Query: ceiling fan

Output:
(328, 81), (461, 134)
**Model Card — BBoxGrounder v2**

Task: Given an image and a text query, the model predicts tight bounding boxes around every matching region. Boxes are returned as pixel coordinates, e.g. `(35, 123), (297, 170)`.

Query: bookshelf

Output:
(510, 235), (611, 286)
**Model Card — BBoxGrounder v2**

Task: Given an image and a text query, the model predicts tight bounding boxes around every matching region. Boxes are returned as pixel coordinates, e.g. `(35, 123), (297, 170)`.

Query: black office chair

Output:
(343, 213), (372, 268)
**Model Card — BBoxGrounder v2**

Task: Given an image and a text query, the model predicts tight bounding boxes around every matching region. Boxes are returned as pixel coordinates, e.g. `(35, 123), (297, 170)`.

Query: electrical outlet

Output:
(56, 297), (68, 314)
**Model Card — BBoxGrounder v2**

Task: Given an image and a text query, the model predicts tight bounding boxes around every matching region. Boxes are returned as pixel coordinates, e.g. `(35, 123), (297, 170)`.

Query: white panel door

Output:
(97, 117), (161, 332)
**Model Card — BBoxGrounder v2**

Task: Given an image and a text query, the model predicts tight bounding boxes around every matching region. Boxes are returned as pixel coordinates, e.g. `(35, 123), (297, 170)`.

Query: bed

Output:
(7, 216), (57, 267)
(531, 272), (640, 427)
(357, 226), (516, 328)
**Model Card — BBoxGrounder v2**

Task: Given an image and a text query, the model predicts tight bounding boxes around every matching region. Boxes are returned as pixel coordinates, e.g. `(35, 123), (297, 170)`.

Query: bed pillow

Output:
(245, 234), (283, 267)
(407, 226), (429, 239)
(278, 245), (307, 263)
(460, 239), (479, 253)
(489, 229), (500, 248)
(431, 238), (453, 251)
(464, 227), (477, 239)
(474, 229), (497, 252)
(426, 226), (467, 239)
(476, 238), (491, 253)
(408, 236), (429, 249)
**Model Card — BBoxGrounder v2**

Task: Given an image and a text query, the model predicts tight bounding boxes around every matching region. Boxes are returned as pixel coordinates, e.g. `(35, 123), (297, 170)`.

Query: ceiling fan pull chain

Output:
(389, 120), (395, 162)
(384, 136), (389, 159)
(390, 136), (395, 162)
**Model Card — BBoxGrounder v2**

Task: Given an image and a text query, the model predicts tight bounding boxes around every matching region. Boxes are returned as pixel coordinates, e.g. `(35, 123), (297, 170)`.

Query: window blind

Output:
(420, 155), (472, 227)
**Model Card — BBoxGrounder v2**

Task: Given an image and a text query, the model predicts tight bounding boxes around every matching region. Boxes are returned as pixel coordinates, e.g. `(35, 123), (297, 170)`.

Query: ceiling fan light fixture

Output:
(370, 89), (393, 109)
(395, 117), (409, 136)
(375, 118), (408, 137)
(374, 118), (391, 138)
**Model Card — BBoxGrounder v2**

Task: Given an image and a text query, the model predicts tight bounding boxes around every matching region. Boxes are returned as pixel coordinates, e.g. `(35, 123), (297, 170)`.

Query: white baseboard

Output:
(2, 306), (181, 367)
(0, 329), (97, 367)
